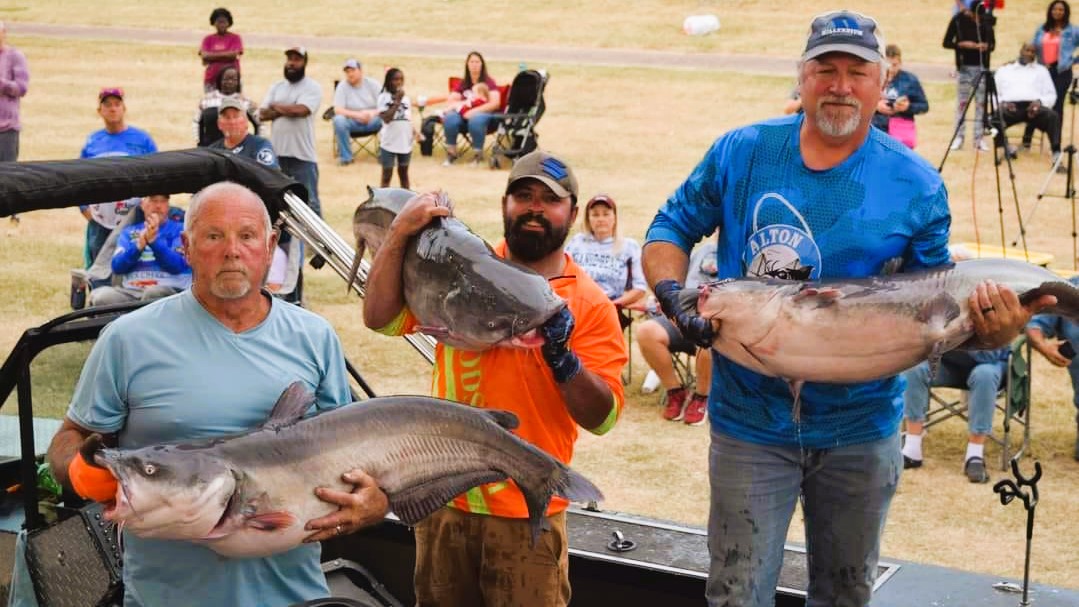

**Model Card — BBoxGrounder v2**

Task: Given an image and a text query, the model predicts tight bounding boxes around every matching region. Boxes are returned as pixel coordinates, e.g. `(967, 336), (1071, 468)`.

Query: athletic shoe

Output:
(661, 388), (688, 421)
(964, 456), (989, 483)
(949, 136), (964, 151)
(683, 394), (708, 426)
(976, 138), (992, 152)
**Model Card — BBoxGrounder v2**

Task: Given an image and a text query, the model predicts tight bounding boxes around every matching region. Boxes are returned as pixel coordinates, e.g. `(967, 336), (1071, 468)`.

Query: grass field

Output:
(2, 0), (1079, 589)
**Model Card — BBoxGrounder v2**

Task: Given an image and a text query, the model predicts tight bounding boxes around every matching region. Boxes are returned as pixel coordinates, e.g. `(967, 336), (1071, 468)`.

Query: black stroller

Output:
(489, 69), (548, 169)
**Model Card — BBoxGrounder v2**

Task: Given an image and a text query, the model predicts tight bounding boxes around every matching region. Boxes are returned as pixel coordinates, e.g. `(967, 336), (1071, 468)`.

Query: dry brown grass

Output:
(2, 1), (1079, 588)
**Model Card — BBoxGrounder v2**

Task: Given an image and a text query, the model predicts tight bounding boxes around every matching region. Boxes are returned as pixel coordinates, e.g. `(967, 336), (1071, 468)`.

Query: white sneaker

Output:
(976, 138), (991, 152)
(641, 370), (661, 394)
(949, 136), (964, 151)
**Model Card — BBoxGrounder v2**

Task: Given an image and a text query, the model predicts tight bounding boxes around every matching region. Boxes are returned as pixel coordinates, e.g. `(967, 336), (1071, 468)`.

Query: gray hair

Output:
(184, 181), (273, 242)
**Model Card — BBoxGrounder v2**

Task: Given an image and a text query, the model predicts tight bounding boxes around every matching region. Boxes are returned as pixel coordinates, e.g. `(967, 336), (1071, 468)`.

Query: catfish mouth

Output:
(504, 328), (545, 349)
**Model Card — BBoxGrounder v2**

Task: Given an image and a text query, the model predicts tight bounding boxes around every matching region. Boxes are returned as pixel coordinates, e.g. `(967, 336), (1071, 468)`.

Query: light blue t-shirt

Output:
(647, 113), (952, 448)
(68, 290), (352, 607)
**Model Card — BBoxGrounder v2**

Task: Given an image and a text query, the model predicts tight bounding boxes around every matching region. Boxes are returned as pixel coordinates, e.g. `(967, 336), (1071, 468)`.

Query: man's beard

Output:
(504, 211), (570, 262)
(814, 95), (862, 138)
(284, 65), (305, 83)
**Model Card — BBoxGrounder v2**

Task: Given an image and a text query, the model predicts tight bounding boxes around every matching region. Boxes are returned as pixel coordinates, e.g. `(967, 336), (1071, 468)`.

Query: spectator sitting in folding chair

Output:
(88, 194), (191, 306)
(332, 58), (382, 166)
(564, 193), (647, 320)
(424, 51), (502, 166)
(900, 347), (1010, 483)
(630, 238), (717, 426)
(992, 42), (1063, 168)
(209, 95), (278, 168)
(1026, 274), (1079, 461)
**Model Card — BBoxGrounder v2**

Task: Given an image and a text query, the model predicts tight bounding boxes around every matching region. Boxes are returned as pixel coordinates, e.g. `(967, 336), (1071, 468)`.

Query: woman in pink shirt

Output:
(1031, 0), (1079, 143)
(199, 7), (243, 92)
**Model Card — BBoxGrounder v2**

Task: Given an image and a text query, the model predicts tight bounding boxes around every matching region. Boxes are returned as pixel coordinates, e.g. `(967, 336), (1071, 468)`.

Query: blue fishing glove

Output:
(654, 279), (714, 349)
(540, 307), (582, 383)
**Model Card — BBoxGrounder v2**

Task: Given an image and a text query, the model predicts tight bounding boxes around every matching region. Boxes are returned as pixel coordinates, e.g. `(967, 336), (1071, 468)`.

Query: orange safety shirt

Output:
(376, 241), (627, 518)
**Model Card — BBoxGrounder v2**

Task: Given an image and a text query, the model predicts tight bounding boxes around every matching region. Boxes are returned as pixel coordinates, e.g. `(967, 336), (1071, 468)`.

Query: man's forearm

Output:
(642, 241), (691, 289)
(47, 428), (87, 489)
(272, 104), (311, 118)
(558, 368), (616, 431)
(362, 231), (410, 330)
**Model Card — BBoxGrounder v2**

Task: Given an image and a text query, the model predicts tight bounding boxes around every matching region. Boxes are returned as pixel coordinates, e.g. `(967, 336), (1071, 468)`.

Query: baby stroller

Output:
(489, 69), (548, 169)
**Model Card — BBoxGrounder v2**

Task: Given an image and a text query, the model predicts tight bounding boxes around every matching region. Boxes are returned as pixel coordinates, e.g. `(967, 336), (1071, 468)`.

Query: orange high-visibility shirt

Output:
(376, 241), (627, 518)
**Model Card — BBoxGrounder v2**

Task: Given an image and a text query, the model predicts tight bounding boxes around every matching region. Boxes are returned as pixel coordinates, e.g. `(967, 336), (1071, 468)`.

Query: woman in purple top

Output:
(433, 51), (501, 166)
(199, 7), (243, 92)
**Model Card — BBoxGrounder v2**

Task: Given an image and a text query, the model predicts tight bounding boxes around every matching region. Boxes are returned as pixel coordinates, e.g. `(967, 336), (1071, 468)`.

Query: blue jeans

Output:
(902, 355), (1004, 436)
(706, 431), (901, 607)
(441, 110), (497, 153)
(332, 114), (382, 163)
(278, 156), (320, 217)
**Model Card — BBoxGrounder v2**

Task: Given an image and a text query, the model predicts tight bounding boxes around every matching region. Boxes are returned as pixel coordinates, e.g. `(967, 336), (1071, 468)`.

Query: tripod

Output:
(938, 67), (1029, 256)
(1022, 77), (1078, 269)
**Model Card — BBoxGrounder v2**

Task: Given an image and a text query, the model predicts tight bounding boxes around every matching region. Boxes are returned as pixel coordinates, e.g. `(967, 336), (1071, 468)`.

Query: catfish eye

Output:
(143, 463), (157, 476)
(487, 321), (496, 329)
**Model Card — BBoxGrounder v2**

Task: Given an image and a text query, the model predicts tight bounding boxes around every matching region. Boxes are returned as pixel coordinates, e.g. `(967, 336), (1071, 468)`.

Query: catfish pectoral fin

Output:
(388, 471), (507, 525)
(416, 325), (452, 338)
(245, 511), (297, 532)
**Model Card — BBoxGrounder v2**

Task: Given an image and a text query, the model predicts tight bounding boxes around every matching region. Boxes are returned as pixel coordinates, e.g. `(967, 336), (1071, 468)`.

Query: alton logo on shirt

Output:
(742, 192), (820, 281)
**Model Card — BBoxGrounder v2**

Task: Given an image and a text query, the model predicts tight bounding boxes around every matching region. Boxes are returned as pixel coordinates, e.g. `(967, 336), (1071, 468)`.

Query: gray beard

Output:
(815, 98), (862, 138)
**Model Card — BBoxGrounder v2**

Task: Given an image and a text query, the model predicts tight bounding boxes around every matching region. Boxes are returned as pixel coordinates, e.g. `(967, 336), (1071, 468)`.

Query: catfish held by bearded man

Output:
(690, 258), (1079, 390)
(89, 382), (603, 558)
(347, 187), (565, 350)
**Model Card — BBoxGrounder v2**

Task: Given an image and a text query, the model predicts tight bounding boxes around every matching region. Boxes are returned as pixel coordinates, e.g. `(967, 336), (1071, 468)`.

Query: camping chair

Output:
(70, 204), (186, 309)
(421, 76), (511, 161)
(271, 230), (304, 306)
(489, 69), (548, 169)
(323, 80), (380, 161)
(923, 337), (1033, 470)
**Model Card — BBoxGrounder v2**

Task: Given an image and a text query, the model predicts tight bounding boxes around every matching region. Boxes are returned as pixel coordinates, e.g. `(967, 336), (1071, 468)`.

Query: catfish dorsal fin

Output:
(264, 382), (316, 429)
(483, 409), (520, 431)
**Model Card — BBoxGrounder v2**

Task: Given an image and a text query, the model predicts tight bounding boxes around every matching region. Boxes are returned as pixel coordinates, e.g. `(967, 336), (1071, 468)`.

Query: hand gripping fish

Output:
(692, 259), (1079, 414)
(95, 383), (603, 558)
(348, 187), (565, 350)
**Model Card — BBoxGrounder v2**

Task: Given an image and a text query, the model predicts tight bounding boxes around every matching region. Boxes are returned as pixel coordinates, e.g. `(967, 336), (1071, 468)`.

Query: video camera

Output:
(970, 0), (1003, 27)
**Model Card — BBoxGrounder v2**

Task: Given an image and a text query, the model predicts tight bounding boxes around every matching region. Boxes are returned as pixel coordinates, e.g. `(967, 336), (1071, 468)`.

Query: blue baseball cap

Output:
(803, 11), (884, 63)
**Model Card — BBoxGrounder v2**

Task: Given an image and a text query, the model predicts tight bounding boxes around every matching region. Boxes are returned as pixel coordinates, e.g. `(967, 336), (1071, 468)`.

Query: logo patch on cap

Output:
(540, 157), (568, 181)
(822, 16), (864, 38)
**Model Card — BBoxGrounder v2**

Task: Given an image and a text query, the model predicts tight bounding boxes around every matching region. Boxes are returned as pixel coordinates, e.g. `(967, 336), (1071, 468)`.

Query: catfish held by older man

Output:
(347, 187), (565, 350)
(688, 258), (1079, 390)
(89, 382), (602, 558)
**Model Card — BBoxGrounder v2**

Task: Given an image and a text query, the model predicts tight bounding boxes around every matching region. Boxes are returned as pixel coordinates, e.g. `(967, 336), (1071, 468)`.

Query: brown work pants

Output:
(413, 507), (570, 607)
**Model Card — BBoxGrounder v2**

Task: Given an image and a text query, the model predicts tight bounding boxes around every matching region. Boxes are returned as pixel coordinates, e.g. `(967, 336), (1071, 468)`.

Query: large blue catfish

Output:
(693, 258), (1079, 394)
(96, 383), (602, 558)
(348, 188), (565, 350)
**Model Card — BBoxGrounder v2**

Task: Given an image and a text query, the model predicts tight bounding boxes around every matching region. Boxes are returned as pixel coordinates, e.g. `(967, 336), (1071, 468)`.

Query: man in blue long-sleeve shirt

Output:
(89, 194), (191, 306)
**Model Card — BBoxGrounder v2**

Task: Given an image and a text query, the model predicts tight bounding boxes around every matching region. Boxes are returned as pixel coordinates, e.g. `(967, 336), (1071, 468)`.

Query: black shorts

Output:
(652, 314), (696, 356)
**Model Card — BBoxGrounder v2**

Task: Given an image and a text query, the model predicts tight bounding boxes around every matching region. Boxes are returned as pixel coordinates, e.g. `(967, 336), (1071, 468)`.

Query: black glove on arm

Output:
(540, 306), (582, 383)
(654, 279), (715, 349)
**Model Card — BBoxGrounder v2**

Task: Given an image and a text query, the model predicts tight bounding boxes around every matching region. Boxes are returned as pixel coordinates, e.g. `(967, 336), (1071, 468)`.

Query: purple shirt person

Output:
(199, 8), (243, 92)
(0, 21), (28, 163)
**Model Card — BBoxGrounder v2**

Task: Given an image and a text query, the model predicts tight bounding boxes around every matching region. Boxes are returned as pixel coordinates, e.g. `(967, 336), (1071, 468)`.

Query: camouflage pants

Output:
(414, 507), (570, 607)
(955, 66), (987, 142)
